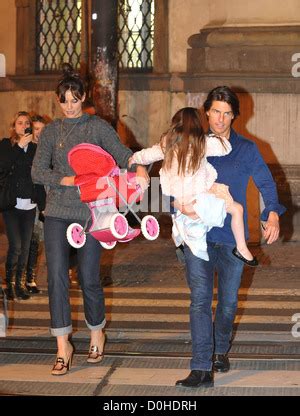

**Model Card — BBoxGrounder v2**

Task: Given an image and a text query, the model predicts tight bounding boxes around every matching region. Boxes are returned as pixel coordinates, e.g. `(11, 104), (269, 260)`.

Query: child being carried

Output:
(129, 107), (258, 266)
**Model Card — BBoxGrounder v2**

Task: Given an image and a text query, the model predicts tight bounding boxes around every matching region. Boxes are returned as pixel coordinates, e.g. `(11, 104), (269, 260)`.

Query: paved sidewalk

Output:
(0, 221), (300, 397)
(1, 223), (300, 337)
(1, 218), (299, 289)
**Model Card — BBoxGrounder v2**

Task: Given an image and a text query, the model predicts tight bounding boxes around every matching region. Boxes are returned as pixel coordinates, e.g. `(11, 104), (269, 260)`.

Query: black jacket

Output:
(0, 138), (46, 211)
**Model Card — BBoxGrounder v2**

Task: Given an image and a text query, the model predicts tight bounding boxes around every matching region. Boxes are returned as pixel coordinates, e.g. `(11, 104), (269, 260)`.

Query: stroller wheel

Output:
(110, 213), (128, 239)
(141, 215), (160, 241)
(100, 241), (117, 249)
(66, 223), (86, 248)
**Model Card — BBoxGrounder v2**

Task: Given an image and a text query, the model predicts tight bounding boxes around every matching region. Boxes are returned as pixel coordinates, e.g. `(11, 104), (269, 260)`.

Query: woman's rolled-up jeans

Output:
(44, 216), (106, 337)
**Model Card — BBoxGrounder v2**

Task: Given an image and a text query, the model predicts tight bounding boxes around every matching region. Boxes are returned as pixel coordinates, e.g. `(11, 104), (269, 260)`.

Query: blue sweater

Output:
(206, 128), (286, 245)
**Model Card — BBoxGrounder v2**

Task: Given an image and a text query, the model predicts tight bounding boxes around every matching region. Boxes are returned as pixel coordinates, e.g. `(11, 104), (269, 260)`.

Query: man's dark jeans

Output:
(184, 242), (244, 371)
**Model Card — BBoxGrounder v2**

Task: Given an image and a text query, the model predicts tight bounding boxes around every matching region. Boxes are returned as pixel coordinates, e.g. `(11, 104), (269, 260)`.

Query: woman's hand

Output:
(60, 176), (75, 186)
(135, 165), (150, 192)
(262, 211), (280, 244)
(18, 134), (33, 149)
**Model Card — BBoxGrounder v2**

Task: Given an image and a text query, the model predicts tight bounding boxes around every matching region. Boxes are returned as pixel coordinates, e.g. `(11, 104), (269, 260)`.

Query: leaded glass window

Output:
(36, 0), (82, 72)
(35, 0), (155, 72)
(118, 0), (155, 71)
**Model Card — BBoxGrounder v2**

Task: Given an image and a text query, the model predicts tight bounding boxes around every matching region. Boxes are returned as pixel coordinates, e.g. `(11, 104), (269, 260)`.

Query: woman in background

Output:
(0, 111), (45, 301)
(25, 114), (49, 294)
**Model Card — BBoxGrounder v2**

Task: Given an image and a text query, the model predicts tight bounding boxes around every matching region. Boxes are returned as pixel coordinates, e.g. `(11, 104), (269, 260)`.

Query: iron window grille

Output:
(118, 0), (155, 71)
(36, 0), (82, 72)
(36, 0), (155, 73)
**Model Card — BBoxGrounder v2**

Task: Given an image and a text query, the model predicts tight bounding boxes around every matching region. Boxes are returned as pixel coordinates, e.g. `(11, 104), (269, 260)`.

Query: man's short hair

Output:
(31, 114), (47, 124)
(203, 86), (240, 119)
(30, 112), (52, 125)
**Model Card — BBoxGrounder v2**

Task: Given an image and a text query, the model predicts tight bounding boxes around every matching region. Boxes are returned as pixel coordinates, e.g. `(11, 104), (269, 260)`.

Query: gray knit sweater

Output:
(32, 113), (133, 221)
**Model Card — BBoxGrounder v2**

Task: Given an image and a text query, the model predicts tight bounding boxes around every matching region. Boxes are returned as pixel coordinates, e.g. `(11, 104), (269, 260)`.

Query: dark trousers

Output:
(2, 207), (36, 272)
(44, 217), (106, 336)
(184, 242), (244, 371)
(26, 231), (40, 281)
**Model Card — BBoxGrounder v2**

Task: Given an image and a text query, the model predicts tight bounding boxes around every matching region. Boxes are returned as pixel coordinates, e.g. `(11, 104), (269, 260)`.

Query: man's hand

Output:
(135, 165), (150, 192)
(262, 211), (280, 244)
(173, 199), (199, 220)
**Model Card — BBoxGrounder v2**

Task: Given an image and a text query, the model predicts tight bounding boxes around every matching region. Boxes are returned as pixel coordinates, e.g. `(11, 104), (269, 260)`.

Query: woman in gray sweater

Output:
(32, 64), (149, 375)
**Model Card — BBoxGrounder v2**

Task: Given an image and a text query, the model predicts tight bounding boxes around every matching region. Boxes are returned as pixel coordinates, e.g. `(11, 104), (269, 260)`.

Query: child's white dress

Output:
(131, 134), (233, 260)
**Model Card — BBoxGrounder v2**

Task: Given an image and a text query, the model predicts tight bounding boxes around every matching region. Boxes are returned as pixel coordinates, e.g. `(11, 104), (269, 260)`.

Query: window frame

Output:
(14, 0), (168, 81)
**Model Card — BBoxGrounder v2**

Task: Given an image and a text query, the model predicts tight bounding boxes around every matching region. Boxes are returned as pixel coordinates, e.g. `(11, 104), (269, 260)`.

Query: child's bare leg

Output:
(227, 201), (254, 261)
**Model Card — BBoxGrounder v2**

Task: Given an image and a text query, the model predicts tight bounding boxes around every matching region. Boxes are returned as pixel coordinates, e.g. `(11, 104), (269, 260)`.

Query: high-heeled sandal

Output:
(87, 334), (106, 363)
(51, 346), (74, 376)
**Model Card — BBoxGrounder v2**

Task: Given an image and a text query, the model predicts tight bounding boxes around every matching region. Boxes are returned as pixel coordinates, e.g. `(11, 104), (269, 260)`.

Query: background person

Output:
(25, 114), (49, 294)
(31, 114), (51, 144)
(0, 111), (45, 301)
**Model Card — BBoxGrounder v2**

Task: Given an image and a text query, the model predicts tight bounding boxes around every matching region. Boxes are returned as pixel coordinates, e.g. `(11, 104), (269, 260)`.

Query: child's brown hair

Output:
(162, 107), (206, 176)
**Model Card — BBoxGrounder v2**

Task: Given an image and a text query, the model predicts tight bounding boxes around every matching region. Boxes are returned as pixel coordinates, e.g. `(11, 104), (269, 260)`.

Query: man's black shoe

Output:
(213, 354), (230, 373)
(175, 370), (214, 388)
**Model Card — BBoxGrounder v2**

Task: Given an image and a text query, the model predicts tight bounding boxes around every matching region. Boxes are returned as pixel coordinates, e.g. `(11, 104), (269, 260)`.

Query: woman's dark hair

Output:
(203, 86), (240, 119)
(56, 63), (85, 103)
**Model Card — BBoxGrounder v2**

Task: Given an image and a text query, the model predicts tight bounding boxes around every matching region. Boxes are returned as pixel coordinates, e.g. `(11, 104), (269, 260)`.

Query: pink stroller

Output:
(66, 143), (159, 249)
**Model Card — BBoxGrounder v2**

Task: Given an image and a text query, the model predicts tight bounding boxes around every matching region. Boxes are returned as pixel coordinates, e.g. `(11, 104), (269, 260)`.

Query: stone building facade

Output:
(0, 0), (299, 242)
